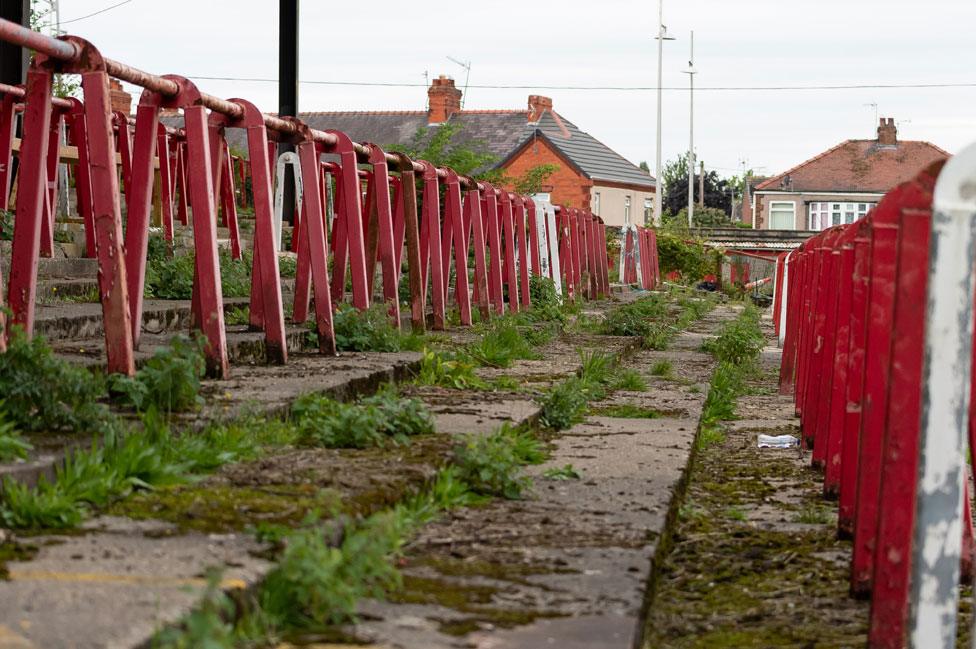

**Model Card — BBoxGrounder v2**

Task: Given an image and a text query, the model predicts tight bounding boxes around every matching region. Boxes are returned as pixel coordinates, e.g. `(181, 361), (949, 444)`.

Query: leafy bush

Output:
(526, 276), (566, 324)
(0, 209), (13, 240)
(655, 231), (722, 282)
(291, 387), (434, 449)
(110, 336), (205, 413)
(452, 425), (541, 499)
(0, 328), (108, 433)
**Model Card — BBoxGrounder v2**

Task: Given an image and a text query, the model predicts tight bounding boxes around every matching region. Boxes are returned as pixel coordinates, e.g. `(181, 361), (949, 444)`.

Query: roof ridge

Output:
(756, 139), (858, 190)
(299, 110), (426, 116)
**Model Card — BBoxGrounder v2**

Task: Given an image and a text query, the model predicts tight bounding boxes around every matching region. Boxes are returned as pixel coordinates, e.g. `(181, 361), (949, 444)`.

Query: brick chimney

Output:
(877, 117), (897, 146)
(109, 79), (132, 116)
(528, 95), (552, 122)
(427, 75), (462, 124)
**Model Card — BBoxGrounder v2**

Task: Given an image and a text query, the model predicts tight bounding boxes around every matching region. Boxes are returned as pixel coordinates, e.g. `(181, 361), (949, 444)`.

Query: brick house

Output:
(293, 76), (655, 227)
(752, 118), (948, 230)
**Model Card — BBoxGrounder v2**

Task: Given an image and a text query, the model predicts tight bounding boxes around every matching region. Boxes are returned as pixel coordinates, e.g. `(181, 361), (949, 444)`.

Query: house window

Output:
(624, 195), (631, 224)
(807, 201), (876, 230)
(644, 198), (653, 224)
(593, 192), (601, 216)
(769, 201), (795, 229)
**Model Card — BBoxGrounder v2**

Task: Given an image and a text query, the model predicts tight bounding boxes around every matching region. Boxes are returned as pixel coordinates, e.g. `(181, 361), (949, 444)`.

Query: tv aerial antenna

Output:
(446, 56), (472, 107)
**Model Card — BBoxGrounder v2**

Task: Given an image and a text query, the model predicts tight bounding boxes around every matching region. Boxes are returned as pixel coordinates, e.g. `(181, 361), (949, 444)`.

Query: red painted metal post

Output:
(443, 170), (472, 324)
(38, 108), (62, 258)
(392, 158), (425, 332)
(219, 140), (241, 260)
(419, 161), (446, 329)
(297, 138), (336, 354)
(224, 98), (286, 364)
(325, 130), (369, 310)
(500, 191), (520, 312)
(6, 66), (54, 339)
(156, 124), (174, 242)
(363, 144), (400, 325)
(810, 227), (844, 467)
(559, 209), (575, 302)
(527, 199), (542, 276)
(122, 91), (162, 347)
(850, 180), (921, 597)
(867, 182), (932, 648)
(779, 245), (805, 395)
(601, 222), (612, 293)
(65, 100), (95, 257)
(0, 94), (15, 210)
(466, 187), (490, 321)
(79, 68), (135, 375)
(515, 197), (531, 307)
(182, 103), (228, 377)
(838, 219), (872, 538)
(483, 184), (504, 314)
(174, 141), (189, 226)
(823, 226), (856, 497)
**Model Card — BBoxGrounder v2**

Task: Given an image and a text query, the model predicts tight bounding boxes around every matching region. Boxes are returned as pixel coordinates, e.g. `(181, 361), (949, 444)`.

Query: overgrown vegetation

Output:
(655, 231), (723, 282)
(0, 328), (108, 434)
(324, 303), (424, 353)
(452, 424), (545, 499)
(0, 410), (31, 462)
(291, 386), (434, 449)
(0, 413), (289, 529)
(143, 235), (252, 300)
(415, 349), (487, 390)
(109, 336), (205, 414)
(698, 306), (764, 449)
(539, 350), (646, 431)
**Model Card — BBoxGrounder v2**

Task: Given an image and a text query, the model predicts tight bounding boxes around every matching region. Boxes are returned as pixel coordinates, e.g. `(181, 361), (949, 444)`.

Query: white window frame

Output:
(593, 192), (601, 216)
(624, 195), (631, 224)
(768, 201), (796, 229)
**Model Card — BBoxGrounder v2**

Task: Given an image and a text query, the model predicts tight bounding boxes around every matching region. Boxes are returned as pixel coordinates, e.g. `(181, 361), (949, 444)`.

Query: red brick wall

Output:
(501, 137), (592, 208)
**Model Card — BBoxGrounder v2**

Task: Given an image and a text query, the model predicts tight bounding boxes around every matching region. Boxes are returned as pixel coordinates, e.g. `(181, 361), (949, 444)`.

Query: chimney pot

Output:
(877, 117), (897, 146)
(527, 95), (553, 122)
(427, 74), (462, 124)
(108, 79), (132, 116)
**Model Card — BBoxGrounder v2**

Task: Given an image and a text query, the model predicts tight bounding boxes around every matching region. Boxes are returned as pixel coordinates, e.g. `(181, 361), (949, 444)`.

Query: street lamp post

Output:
(653, 0), (675, 227)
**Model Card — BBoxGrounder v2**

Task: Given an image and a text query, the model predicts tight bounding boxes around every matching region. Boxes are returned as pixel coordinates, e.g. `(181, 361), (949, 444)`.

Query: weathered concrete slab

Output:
(0, 516), (269, 649)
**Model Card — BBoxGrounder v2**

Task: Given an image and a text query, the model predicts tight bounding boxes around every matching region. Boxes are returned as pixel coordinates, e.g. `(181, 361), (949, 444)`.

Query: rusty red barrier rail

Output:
(0, 19), (647, 380)
(776, 149), (976, 647)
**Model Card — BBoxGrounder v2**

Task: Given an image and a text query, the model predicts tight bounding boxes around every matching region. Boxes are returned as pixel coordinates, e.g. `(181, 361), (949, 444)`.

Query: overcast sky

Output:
(53, 0), (976, 180)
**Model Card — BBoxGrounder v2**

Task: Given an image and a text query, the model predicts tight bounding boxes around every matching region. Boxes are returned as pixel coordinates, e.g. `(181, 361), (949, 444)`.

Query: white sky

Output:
(52, 0), (976, 180)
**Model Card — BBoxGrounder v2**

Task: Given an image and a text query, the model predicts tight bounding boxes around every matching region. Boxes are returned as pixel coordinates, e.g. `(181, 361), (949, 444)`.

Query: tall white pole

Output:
(653, 0), (672, 227)
(688, 33), (694, 226)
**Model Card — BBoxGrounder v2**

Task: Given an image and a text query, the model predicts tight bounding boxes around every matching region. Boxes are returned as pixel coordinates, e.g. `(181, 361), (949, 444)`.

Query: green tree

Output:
(660, 153), (734, 221)
(387, 122), (558, 194)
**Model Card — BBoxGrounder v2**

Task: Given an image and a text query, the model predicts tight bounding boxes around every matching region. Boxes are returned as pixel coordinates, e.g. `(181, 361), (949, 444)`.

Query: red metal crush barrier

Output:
(0, 19), (615, 378)
(776, 155), (976, 647)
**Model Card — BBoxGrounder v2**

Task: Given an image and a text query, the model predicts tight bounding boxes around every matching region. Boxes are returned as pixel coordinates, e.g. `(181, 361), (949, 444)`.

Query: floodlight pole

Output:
(652, 0), (674, 226)
(682, 30), (696, 228)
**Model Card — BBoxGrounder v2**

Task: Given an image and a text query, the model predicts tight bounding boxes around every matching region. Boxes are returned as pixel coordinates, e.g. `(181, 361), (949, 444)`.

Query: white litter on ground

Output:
(757, 434), (799, 449)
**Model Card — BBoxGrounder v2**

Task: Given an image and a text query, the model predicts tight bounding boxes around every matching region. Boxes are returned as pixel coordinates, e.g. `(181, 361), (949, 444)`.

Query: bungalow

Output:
(752, 118), (948, 230)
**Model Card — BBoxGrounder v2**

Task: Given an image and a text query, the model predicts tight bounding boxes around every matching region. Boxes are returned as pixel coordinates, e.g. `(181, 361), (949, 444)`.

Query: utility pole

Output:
(698, 160), (704, 208)
(279, 0), (299, 224)
(652, 0), (675, 227)
(681, 30), (696, 227)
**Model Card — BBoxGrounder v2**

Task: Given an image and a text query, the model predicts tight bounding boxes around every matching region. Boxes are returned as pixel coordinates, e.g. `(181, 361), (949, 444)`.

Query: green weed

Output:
(452, 424), (543, 499)
(291, 386), (434, 449)
(0, 409), (31, 462)
(542, 464), (581, 481)
(613, 368), (648, 391)
(414, 349), (486, 390)
(0, 328), (108, 434)
(466, 319), (540, 368)
(330, 303), (402, 352)
(109, 336), (205, 413)
(651, 359), (673, 377)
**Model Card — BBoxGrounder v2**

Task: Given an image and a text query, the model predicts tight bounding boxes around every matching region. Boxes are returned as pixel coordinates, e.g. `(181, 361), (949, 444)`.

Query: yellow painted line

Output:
(6, 569), (246, 590)
(0, 624), (38, 649)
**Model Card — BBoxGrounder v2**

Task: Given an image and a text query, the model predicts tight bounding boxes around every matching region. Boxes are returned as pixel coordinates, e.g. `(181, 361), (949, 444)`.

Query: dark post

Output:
(278, 0), (298, 224)
(0, 0), (29, 87)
